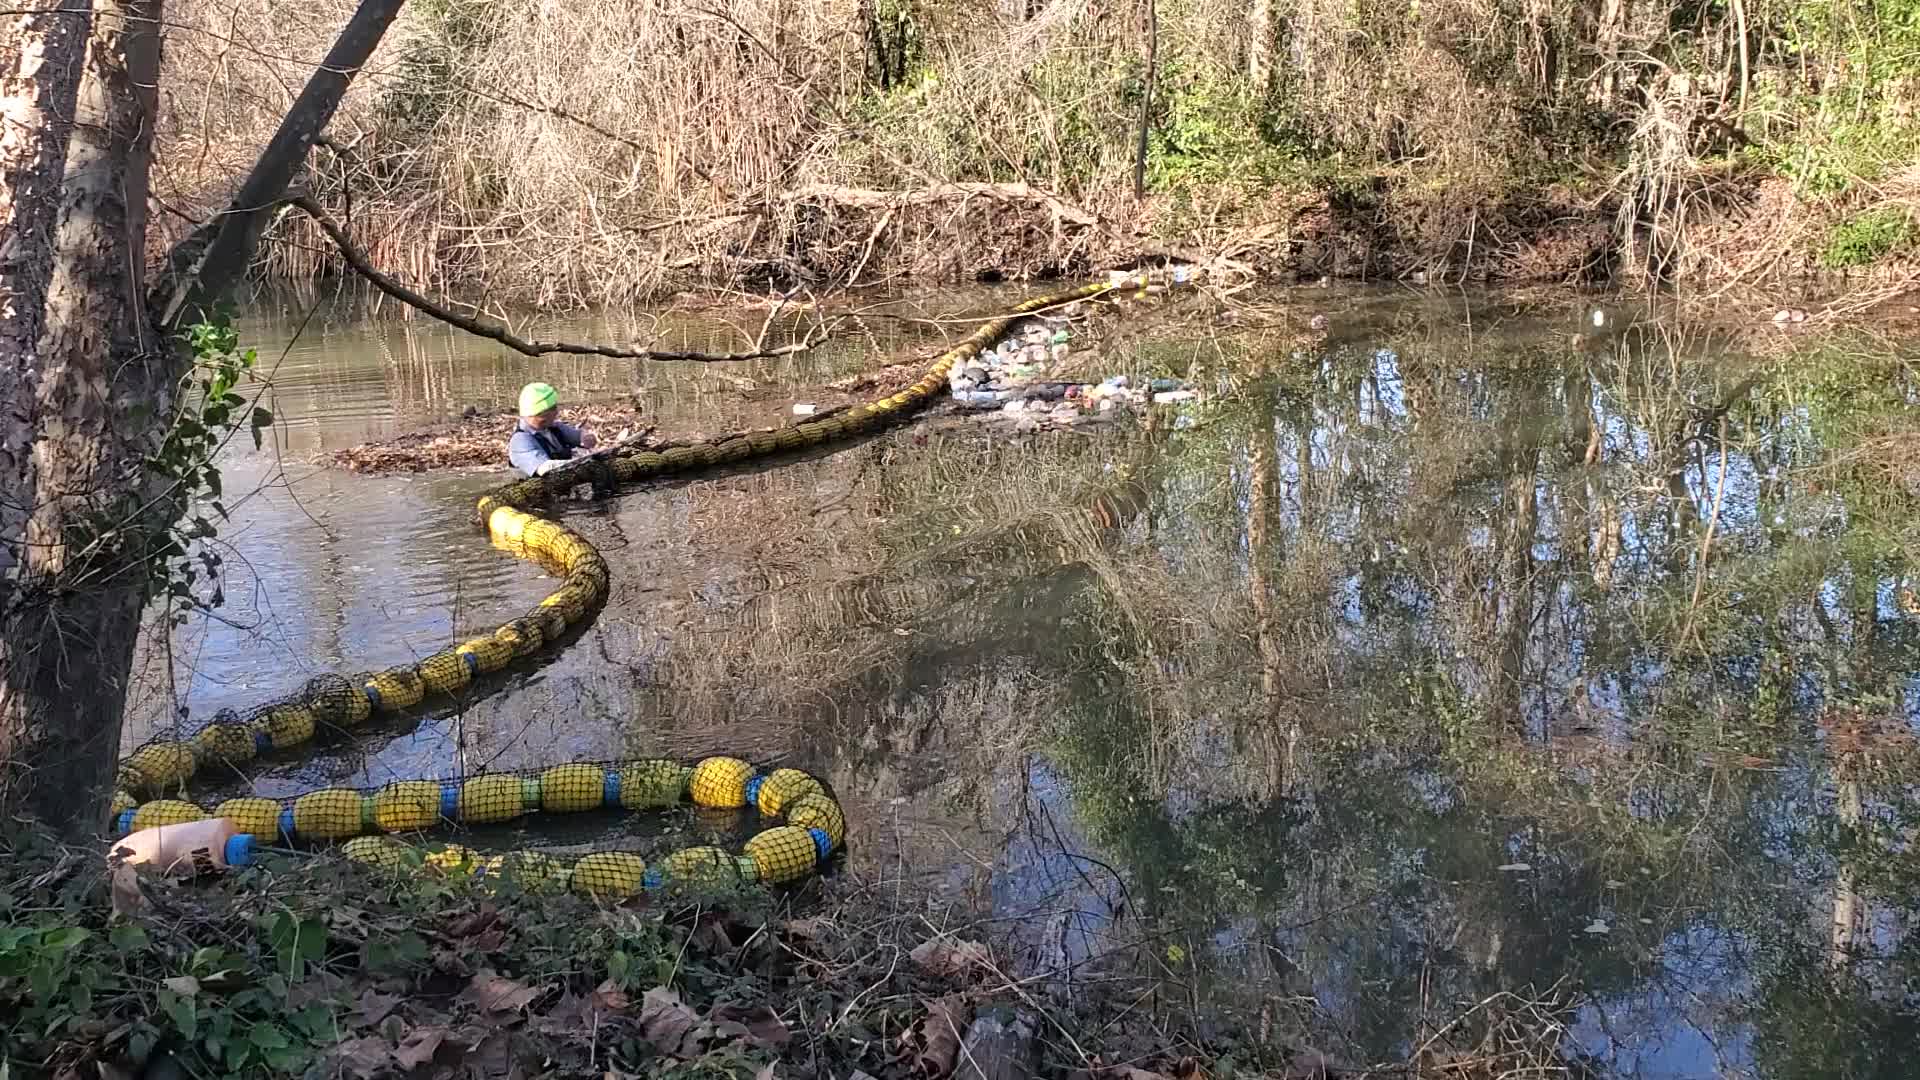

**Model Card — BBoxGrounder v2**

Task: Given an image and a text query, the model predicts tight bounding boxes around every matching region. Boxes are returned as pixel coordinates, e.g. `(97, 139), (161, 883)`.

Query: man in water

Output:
(508, 381), (598, 477)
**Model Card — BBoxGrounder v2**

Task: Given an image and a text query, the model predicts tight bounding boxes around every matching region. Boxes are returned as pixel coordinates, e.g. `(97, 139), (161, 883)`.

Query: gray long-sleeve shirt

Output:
(507, 419), (585, 477)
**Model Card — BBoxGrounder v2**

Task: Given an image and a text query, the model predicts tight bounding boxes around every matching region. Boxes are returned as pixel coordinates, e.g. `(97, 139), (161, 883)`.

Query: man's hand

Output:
(579, 430), (599, 449)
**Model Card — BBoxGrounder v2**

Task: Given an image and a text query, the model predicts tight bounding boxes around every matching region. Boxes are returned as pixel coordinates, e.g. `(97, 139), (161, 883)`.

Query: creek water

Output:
(124, 282), (1920, 1077)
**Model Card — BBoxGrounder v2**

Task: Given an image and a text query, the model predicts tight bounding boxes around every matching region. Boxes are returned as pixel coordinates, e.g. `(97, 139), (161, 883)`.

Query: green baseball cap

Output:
(518, 381), (559, 416)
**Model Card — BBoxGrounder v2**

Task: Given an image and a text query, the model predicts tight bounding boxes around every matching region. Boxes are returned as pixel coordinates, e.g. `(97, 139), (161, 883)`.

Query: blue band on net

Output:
(461, 651), (480, 674)
(604, 769), (622, 808)
(743, 774), (766, 809)
(253, 729), (275, 755)
(440, 782), (461, 821)
(116, 809), (136, 836)
(364, 685), (384, 711)
(278, 808), (297, 841)
(809, 828), (833, 860)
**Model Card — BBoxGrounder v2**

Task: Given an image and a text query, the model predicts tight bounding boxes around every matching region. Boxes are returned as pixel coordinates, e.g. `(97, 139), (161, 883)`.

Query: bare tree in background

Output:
(0, 0), (406, 837)
(1247, 0), (1271, 88)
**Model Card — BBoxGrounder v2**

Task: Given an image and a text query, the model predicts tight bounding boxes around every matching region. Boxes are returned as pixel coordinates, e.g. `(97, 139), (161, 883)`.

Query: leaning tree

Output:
(0, 0), (407, 837)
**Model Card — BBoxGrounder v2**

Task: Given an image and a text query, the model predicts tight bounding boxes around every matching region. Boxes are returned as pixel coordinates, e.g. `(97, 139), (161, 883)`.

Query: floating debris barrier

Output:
(106, 268), (1210, 890)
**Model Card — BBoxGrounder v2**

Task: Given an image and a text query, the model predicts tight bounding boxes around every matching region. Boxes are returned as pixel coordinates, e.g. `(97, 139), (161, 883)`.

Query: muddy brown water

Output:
(123, 282), (1920, 1077)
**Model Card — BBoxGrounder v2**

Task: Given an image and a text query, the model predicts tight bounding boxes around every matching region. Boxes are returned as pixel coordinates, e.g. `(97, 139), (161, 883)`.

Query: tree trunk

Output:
(1133, 0), (1156, 199)
(1247, 0), (1271, 89)
(1247, 379), (1295, 797)
(0, 3), (91, 580)
(1829, 770), (1862, 972)
(0, 0), (406, 837)
(0, 0), (163, 835)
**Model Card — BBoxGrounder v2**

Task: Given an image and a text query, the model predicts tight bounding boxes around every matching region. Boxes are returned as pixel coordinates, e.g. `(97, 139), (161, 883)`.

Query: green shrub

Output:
(1819, 208), (1917, 269)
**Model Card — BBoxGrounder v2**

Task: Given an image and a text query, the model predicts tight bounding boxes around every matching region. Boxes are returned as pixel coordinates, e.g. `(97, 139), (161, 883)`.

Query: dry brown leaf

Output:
(443, 908), (500, 939)
(711, 1003), (790, 1048)
(330, 1035), (393, 1079)
(689, 915), (737, 954)
(461, 971), (545, 1014)
(539, 977), (637, 1036)
(108, 862), (146, 920)
(913, 995), (972, 1078)
(592, 978), (631, 1012)
(782, 916), (834, 946)
(393, 1024), (449, 1069)
(466, 1030), (515, 1076)
(352, 988), (404, 1027)
(431, 945), (475, 978)
(910, 937), (993, 980)
(638, 986), (706, 1059)
(1171, 1057), (1208, 1080)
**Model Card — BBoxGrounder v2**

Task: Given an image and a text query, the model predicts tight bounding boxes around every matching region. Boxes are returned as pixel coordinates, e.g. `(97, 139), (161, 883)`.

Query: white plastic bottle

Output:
(110, 817), (257, 876)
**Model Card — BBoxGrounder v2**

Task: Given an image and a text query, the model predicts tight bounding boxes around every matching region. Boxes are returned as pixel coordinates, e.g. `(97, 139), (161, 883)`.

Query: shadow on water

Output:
(131, 285), (1920, 1077)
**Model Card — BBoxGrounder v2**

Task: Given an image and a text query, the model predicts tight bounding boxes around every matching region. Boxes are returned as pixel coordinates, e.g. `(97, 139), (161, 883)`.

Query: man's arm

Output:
(508, 429), (554, 477)
(552, 421), (597, 450)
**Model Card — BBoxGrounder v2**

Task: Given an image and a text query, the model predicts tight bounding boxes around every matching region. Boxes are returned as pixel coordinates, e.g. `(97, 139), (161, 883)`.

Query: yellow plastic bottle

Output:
(109, 817), (257, 876)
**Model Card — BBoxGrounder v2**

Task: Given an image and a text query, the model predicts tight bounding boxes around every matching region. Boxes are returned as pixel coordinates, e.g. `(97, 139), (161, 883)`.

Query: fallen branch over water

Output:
(287, 195), (839, 362)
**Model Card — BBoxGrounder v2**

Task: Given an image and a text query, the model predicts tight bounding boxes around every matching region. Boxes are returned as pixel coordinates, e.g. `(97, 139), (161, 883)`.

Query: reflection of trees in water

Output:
(587, 303), (1918, 1070)
(588, 419), (1174, 890)
(1039, 313), (1920, 1070)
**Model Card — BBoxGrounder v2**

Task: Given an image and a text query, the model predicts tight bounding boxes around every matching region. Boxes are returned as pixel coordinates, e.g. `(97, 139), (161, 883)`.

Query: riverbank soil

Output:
(150, 0), (1919, 307)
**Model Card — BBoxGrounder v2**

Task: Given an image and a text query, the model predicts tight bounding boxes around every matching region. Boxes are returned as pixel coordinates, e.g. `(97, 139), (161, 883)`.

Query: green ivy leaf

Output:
(266, 912), (326, 981)
(161, 990), (197, 1040)
(40, 926), (89, 951)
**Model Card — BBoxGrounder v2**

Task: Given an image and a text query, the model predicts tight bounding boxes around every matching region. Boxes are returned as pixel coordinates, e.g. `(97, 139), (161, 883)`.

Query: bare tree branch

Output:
(151, 0), (406, 329)
(286, 195), (841, 363)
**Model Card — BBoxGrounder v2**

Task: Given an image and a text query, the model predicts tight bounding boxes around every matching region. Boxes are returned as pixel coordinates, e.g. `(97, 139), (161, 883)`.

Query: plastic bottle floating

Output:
(109, 756), (849, 895)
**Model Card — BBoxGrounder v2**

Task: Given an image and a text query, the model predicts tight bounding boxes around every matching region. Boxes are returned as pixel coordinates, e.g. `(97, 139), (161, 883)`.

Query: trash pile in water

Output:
(945, 317), (1196, 433)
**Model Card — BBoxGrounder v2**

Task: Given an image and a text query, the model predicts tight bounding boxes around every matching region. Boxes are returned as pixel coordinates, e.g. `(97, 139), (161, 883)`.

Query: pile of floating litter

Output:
(946, 317), (1198, 433)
